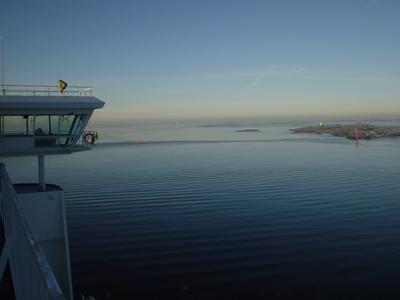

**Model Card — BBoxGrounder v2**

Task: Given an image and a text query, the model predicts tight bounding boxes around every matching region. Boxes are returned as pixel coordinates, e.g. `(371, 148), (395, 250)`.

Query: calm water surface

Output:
(4, 125), (400, 299)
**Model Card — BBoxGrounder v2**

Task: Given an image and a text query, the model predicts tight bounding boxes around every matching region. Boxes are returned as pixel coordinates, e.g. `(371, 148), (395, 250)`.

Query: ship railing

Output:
(0, 163), (66, 300)
(1, 84), (93, 96)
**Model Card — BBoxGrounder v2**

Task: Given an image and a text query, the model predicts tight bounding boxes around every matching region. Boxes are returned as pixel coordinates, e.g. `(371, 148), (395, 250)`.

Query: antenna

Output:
(1, 33), (4, 95)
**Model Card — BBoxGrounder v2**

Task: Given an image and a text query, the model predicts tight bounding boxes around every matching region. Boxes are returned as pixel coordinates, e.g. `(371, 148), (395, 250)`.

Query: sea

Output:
(3, 120), (400, 299)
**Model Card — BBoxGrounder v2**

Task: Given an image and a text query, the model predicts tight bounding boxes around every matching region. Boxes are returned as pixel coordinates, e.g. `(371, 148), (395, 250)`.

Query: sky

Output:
(1, 0), (400, 122)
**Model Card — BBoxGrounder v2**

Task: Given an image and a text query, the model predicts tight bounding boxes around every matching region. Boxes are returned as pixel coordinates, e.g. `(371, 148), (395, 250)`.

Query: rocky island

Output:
(291, 123), (400, 140)
(235, 129), (260, 132)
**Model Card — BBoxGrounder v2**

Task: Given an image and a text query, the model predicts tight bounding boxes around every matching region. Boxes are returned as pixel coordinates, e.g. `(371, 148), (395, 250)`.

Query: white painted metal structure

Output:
(0, 95), (104, 157)
(0, 89), (105, 300)
(0, 165), (65, 300)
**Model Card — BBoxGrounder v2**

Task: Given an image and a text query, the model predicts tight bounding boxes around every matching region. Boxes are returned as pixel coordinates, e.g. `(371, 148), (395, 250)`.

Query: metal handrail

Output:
(1, 84), (93, 96)
(2, 84), (92, 88)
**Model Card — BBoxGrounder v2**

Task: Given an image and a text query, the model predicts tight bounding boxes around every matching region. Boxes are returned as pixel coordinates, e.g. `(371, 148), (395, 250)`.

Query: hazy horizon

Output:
(92, 102), (400, 125)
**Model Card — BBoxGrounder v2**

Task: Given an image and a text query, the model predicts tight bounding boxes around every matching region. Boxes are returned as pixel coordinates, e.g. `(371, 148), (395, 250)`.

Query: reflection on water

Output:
(3, 124), (400, 299)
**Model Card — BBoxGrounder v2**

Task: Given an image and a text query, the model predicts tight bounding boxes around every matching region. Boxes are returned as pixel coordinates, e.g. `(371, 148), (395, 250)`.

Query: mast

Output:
(1, 33), (4, 95)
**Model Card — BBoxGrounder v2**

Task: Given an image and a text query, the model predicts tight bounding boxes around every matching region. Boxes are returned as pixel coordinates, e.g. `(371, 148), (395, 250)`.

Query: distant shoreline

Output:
(291, 123), (400, 140)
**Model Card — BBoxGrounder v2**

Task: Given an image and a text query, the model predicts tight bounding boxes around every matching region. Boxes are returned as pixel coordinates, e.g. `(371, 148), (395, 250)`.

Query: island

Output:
(291, 123), (400, 140)
(235, 129), (260, 132)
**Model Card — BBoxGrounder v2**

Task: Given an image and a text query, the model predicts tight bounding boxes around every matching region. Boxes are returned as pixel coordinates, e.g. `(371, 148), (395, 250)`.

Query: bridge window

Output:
(0, 114), (87, 145)
(0, 116), (31, 135)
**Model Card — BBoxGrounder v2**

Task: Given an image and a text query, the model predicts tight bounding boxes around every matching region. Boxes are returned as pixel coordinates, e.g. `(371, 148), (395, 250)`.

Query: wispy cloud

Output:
(240, 66), (306, 78)
(199, 66), (398, 90)
(299, 71), (400, 83)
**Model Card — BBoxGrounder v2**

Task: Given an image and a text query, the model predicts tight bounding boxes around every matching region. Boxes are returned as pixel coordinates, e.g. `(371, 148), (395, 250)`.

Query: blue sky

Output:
(1, 0), (399, 121)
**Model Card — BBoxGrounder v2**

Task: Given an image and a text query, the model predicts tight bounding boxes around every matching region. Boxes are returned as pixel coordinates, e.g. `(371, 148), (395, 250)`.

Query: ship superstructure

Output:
(0, 84), (105, 300)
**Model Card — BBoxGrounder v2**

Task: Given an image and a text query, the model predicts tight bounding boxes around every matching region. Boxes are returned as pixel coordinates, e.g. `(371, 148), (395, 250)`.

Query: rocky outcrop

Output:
(291, 124), (400, 140)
